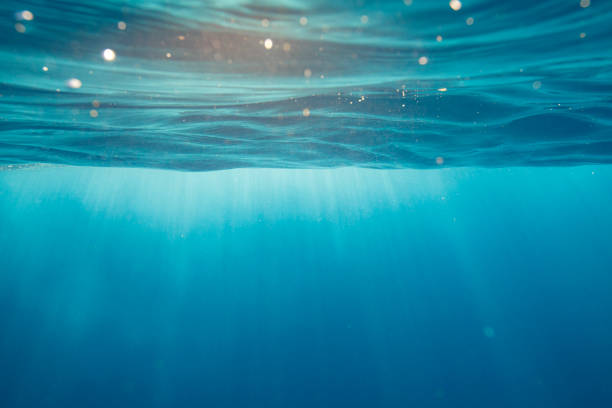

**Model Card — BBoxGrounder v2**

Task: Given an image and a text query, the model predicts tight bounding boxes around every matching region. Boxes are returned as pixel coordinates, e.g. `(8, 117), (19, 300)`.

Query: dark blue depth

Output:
(1, 166), (612, 407)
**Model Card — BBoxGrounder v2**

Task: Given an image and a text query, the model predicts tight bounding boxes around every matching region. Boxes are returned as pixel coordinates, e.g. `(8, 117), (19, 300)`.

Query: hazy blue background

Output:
(1, 165), (611, 407)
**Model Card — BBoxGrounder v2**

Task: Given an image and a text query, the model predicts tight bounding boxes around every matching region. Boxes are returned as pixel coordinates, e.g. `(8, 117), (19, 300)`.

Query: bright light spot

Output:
(483, 326), (496, 338)
(42, 66), (48, 72)
(89, 109), (99, 118)
(302, 108), (310, 117)
(304, 68), (312, 78)
(360, 15), (369, 24)
(261, 18), (270, 28)
(532, 80), (542, 90)
(18, 10), (34, 21)
(436, 157), (444, 165)
(282, 42), (291, 52)
(178, 35), (185, 40)
(67, 78), (82, 89)
(466, 17), (474, 26)
(14, 23), (26, 33)
(299, 16), (308, 26)
(102, 48), (116, 61)
(580, 0), (591, 8)
(449, 0), (462, 11)
(438, 88), (448, 92)
(166, 52), (172, 58)
(436, 35), (443, 42)
(264, 38), (273, 49)
(418, 56), (429, 65)
(117, 21), (127, 30)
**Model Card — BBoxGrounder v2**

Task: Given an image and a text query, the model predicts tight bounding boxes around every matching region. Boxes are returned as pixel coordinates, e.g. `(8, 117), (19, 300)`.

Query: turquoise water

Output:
(2, 0), (611, 168)
(2, 1), (612, 407)
(2, 166), (612, 407)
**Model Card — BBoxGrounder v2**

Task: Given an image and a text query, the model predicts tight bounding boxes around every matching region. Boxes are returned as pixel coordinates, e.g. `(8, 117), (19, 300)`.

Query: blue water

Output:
(2, 1), (612, 407)
(2, 0), (612, 168)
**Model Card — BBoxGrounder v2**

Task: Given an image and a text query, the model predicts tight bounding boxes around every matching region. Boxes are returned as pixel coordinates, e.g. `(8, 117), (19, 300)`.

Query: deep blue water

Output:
(2, 166), (612, 407)
(2, 1), (612, 407)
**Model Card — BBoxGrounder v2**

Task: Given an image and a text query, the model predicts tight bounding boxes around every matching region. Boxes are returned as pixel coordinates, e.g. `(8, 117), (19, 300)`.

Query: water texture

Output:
(1, 0), (611, 169)
(2, 2), (612, 407)
(1, 166), (612, 407)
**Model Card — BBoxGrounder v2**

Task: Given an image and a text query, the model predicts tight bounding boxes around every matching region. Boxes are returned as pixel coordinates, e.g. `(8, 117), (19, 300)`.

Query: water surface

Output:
(1, 0), (611, 169)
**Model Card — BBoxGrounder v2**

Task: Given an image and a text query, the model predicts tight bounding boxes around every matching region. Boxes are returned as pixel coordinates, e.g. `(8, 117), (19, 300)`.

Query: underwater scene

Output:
(1, 0), (612, 407)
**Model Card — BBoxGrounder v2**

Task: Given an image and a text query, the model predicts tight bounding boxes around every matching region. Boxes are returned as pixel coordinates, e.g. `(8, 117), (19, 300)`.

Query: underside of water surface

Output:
(2, 1), (612, 408)
(1, 0), (611, 170)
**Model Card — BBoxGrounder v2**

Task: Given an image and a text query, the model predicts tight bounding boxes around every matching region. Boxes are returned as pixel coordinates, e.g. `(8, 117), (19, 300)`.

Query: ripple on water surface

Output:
(1, 0), (611, 170)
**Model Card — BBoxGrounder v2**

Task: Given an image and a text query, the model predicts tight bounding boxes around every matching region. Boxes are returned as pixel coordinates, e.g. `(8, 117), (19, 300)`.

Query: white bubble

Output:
(102, 48), (116, 61)
(264, 38), (273, 50)
(17, 10), (34, 21)
(449, 0), (462, 11)
(67, 78), (82, 89)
